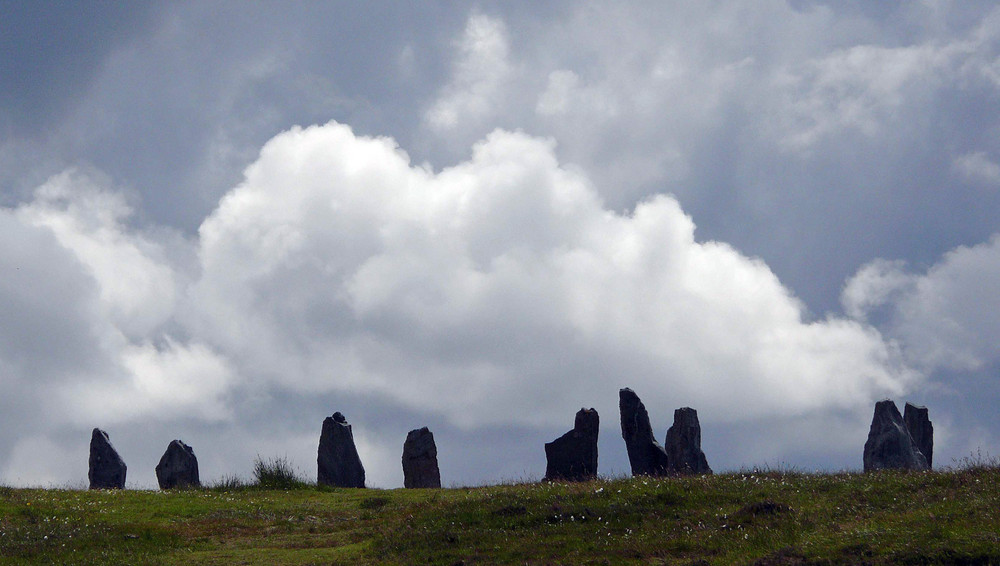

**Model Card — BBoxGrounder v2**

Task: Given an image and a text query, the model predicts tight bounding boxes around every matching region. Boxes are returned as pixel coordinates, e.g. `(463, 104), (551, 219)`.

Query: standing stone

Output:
(317, 412), (366, 488)
(544, 408), (599, 481)
(665, 407), (712, 475)
(402, 427), (441, 488)
(88, 428), (126, 489)
(619, 388), (669, 476)
(155, 440), (200, 489)
(863, 400), (929, 472)
(904, 402), (934, 469)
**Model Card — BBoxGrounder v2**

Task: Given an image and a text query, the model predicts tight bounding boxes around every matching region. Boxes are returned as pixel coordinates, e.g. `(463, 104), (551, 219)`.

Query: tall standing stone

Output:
(544, 408), (599, 481)
(317, 412), (366, 488)
(619, 388), (669, 476)
(402, 427), (441, 488)
(863, 400), (929, 472)
(904, 402), (934, 469)
(665, 407), (712, 475)
(155, 440), (200, 489)
(88, 428), (126, 489)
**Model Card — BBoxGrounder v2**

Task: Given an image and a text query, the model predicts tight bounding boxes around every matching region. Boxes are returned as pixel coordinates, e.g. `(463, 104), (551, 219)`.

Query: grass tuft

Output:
(252, 455), (309, 490)
(208, 474), (251, 491)
(951, 448), (1000, 472)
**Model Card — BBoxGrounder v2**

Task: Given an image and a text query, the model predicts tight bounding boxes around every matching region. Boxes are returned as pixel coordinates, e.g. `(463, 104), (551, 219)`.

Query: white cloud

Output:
(954, 151), (1000, 186)
(841, 258), (914, 321)
(770, 42), (956, 150)
(17, 169), (184, 339)
(56, 338), (236, 425)
(190, 121), (914, 429)
(0, 170), (231, 430)
(844, 235), (1000, 372)
(425, 13), (511, 132)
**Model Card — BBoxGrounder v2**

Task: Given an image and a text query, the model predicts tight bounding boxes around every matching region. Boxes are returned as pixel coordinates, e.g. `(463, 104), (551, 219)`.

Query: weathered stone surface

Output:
(863, 400), (929, 472)
(155, 440), (200, 489)
(402, 427), (441, 488)
(544, 408), (599, 481)
(665, 407), (712, 475)
(619, 388), (669, 476)
(904, 402), (933, 469)
(317, 412), (366, 488)
(88, 428), (126, 489)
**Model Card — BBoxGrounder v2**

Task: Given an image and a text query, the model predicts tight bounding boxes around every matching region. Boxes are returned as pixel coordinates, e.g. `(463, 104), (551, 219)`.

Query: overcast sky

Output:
(2, 1), (1000, 489)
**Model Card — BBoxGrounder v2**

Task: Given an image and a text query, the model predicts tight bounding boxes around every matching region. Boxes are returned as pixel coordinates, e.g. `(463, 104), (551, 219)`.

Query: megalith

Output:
(619, 388), (669, 476)
(317, 412), (366, 488)
(402, 427), (441, 488)
(904, 402), (933, 469)
(88, 428), (126, 489)
(863, 400), (929, 472)
(155, 440), (200, 489)
(665, 407), (712, 475)
(544, 408), (599, 481)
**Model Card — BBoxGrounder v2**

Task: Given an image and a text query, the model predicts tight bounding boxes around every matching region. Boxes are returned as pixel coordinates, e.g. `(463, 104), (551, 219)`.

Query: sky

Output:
(1, 0), (999, 489)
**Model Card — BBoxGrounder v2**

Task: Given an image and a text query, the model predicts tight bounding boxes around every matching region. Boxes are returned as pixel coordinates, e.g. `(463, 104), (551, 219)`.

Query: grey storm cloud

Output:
(1, 1), (999, 487)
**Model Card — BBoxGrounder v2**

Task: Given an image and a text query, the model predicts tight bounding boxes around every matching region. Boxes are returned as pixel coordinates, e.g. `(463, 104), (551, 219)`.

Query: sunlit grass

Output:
(1, 463), (1000, 564)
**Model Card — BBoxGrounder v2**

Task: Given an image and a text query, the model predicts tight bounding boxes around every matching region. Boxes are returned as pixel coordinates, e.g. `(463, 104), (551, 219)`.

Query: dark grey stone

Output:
(665, 407), (712, 475)
(317, 411), (366, 488)
(619, 388), (669, 476)
(863, 399), (929, 472)
(88, 428), (126, 489)
(544, 408), (599, 481)
(155, 439), (200, 489)
(904, 402), (933, 469)
(402, 427), (441, 488)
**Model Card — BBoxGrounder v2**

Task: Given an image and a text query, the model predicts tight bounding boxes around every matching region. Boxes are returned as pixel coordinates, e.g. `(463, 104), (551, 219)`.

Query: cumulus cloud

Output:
(0, 169), (232, 481)
(0, 119), (935, 486)
(844, 235), (1000, 373)
(189, 121), (914, 430)
(16, 170), (183, 339)
(414, 4), (1000, 320)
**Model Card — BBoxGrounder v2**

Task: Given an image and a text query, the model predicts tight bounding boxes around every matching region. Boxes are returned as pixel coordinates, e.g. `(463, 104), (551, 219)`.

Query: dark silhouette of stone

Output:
(88, 428), (126, 489)
(544, 408), (599, 481)
(317, 412), (366, 488)
(619, 388), (669, 476)
(402, 427), (441, 488)
(155, 440), (200, 489)
(904, 402), (933, 469)
(863, 400), (929, 472)
(665, 407), (712, 475)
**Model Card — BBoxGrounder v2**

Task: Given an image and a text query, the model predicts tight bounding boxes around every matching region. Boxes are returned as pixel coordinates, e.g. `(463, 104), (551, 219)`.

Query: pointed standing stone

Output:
(619, 388), (669, 476)
(904, 403), (933, 469)
(544, 408), (599, 481)
(863, 400), (928, 472)
(89, 428), (126, 489)
(402, 427), (441, 488)
(155, 440), (201, 489)
(665, 407), (712, 475)
(317, 412), (366, 488)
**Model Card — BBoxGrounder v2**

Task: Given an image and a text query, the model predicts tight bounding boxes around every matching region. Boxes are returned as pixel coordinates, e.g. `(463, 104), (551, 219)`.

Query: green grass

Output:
(2, 467), (1000, 564)
(251, 455), (310, 490)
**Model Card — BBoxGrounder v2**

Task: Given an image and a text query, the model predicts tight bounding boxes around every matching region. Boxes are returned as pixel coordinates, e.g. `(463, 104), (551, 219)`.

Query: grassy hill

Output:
(2, 465), (1000, 565)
